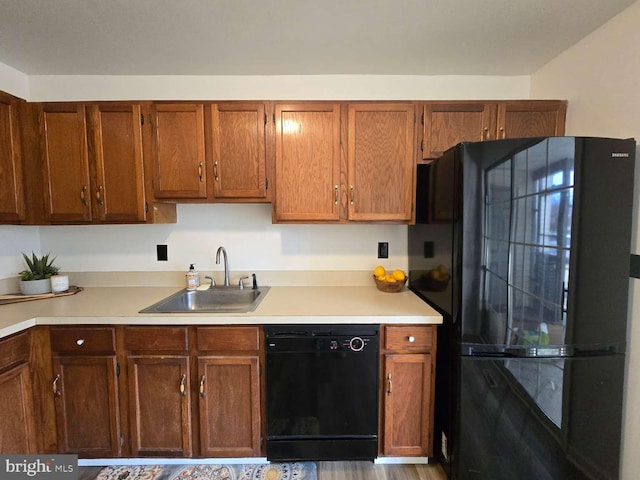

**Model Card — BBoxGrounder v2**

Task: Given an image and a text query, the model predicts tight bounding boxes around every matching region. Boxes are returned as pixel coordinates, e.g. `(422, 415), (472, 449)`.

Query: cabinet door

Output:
(274, 103), (341, 221)
(127, 356), (192, 457)
(0, 91), (25, 223)
(41, 103), (92, 223)
(52, 356), (120, 457)
(152, 103), (206, 199)
(198, 356), (261, 457)
(497, 101), (567, 139)
(211, 103), (267, 199)
(87, 104), (146, 222)
(0, 363), (37, 453)
(382, 353), (433, 456)
(348, 103), (415, 221)
(422, 102), (497, 159)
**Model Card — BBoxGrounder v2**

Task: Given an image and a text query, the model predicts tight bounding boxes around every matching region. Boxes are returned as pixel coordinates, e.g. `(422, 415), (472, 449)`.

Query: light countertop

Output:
(0, 285), (442, 338)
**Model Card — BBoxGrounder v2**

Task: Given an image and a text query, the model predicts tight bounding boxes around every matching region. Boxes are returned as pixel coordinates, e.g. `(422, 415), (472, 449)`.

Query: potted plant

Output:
(18, 252), (60, 295)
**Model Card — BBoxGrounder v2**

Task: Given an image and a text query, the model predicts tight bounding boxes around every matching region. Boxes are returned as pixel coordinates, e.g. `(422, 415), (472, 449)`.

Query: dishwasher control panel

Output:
(265, 324), (379, 353)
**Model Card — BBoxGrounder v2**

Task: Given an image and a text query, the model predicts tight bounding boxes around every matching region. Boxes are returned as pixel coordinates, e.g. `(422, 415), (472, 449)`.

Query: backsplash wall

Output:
(25, 203), (407, 275)
(0, 225), (40, 280)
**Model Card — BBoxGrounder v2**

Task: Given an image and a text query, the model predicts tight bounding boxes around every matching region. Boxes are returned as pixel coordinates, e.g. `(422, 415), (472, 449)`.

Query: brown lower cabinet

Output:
(123, 325), (261, 458)
(380, 325), (436, 457)
(127, 355), (192, 456)
(49, 327), (121, 457)
(0, 332), (37, 453)
(4, 323), (437, 458)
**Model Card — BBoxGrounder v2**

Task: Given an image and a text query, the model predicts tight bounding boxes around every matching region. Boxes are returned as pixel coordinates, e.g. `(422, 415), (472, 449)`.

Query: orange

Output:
(392, 269), (406, 281)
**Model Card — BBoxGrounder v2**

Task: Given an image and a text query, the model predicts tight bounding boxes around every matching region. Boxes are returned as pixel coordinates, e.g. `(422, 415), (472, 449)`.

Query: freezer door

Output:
(456, 355), (624, 480)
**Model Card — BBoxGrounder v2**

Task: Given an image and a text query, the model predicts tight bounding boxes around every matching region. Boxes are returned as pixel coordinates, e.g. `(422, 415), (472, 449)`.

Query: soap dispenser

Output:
(186, 263), (200, 291)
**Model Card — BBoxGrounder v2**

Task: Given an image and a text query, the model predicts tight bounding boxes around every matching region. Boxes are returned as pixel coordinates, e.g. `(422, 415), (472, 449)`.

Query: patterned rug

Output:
(91, 463), (316, 480)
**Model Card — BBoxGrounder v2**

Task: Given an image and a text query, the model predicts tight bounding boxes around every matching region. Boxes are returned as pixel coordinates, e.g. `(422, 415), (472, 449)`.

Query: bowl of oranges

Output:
(373, 266), (407, 293)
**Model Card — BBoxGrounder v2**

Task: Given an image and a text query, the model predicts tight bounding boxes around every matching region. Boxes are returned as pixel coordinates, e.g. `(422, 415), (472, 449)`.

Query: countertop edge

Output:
(0, 286), (443, 339)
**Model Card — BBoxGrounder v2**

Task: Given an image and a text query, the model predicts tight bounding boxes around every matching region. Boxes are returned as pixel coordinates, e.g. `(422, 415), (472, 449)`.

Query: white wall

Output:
(0, 61), (29, 99)
(27, 74), (530, 102)
(36, 203), (408, 272)
(0, 226), (40, 280)
(531, 2), (640, 478)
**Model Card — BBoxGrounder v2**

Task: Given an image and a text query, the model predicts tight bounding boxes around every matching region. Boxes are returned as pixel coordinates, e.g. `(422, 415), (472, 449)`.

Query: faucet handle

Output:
(205, 276), (215, 289)
(238, 275), (250, 290)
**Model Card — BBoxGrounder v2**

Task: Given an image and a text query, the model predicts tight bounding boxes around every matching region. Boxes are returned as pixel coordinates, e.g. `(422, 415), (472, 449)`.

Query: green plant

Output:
(19, 252), (60, 281)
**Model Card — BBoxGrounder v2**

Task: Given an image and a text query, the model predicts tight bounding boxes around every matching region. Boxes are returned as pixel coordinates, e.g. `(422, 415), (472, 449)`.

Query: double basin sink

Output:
(140, 286), (270, 314)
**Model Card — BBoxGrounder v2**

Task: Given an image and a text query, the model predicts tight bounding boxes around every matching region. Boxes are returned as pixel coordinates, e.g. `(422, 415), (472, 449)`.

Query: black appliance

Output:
(264, 324), (379, 461)
(408, 137), (635, 480)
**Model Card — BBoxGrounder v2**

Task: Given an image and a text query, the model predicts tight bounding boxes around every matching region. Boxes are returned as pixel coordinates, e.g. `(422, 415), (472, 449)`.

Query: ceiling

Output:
(0, 0), (635, 76)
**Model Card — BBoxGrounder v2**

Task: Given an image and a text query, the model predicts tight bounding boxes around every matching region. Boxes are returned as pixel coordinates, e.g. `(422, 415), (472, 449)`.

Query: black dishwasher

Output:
(264, 324), (379, 461)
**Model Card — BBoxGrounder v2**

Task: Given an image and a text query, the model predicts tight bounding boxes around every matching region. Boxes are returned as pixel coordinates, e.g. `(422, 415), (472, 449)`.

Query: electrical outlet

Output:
(378, 242), (389, 259)
(157, 244), (168, 261)
(441, 431), (449, 460)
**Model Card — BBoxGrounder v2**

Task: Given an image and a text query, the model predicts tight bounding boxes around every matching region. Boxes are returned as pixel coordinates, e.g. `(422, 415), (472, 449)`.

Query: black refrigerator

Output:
(408, 137), (635, 480)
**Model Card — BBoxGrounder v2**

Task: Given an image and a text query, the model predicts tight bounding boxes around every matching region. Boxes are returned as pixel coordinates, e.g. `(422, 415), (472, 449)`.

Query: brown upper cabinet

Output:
(0, 91), (25, 223)
(347, 103), (415, 222)
(40, 103), (92, 223)
(151, 103), (207, 199)
(273, 103), (342, 222)
(210, 103), (268, 200)
(87, 104), (146, 223)
(36, 102), (148, 224)
(274, 102), (416, 223)
(422, 100), (567, 160)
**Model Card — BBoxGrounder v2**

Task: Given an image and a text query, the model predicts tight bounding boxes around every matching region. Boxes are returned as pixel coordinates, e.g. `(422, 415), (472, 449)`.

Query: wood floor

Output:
(78, 461), (447, 480)
(318, 462), (447, 480)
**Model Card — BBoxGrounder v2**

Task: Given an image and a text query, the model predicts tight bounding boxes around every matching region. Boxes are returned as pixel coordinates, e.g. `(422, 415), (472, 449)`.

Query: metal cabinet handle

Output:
(200, 375), (206, 397)
(386, 373), (392, 396)
(499, 126), (505, 139)
(214, 161), (219, 182)
(408, 336), (415, 343)
(96, 185), (104, 205)
(334, 185), (338, 205)
(76, 339), (85, 346)
(350, 185), (354, 205)
(481, 126), (489, 141)
(180, 374), (187, 397)
(53, 374), (61, 397)
(80, 185), (88, 205)
(198, 162), (203, 182)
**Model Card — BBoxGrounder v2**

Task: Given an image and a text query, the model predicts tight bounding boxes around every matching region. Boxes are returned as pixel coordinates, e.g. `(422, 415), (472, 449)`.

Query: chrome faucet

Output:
(216, 246), (230, 286)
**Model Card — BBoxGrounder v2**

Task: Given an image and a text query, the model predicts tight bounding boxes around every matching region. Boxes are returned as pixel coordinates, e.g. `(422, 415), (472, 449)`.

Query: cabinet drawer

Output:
(124, 327), (188, 352)
(196, 327), (260, 351)
(50, 327), (115, 354)
(384, 326), (433, 352)
(0, 332), (30, 370)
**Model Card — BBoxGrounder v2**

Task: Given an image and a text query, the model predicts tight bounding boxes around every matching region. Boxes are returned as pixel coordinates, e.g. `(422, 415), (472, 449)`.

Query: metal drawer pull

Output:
(408, 336), (415, 343)
(53, 374), (61, 397)
(387, 373), (392, 396)
(76, 339), (85, 346)
(96, 185), (104, 205)
(180, 374), (187, 397)
(200, 375), (206, 397)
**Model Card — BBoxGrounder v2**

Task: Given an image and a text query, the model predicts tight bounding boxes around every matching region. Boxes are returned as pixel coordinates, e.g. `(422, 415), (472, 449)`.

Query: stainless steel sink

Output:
(140, 286), (270, 313)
